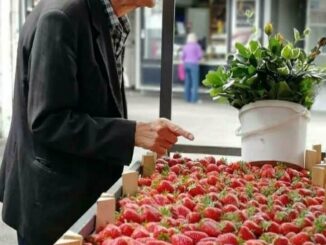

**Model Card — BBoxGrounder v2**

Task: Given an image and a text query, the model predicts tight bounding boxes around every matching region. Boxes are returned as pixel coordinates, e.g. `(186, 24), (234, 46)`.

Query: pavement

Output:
(1, 90), (326, 243)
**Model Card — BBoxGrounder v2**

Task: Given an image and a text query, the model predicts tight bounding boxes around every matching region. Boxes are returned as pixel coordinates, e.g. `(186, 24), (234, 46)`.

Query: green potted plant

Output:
(203, 23), (326, 167)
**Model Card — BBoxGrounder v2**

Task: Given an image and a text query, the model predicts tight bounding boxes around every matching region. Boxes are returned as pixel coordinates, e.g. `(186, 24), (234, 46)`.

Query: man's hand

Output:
(135, 118), (194, 156)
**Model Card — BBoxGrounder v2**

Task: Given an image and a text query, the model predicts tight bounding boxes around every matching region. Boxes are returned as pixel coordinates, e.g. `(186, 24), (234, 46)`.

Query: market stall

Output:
(54, 0), (326, 244)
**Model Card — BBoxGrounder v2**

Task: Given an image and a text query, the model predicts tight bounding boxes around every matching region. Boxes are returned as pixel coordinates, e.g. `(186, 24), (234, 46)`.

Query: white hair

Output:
(187, 33), (197, 43)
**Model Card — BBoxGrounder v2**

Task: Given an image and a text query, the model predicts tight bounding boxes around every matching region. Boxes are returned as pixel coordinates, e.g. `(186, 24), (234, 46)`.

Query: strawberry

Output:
(216, 233), (238, 245)
(239, 226), (256, 240)
(104, 237), (129, 245)
(183, 197), (196, 211)
(172, 205), (192, 219)
(141, 205), (161, 222)
(131, 227), (150, 239)
(146, 240), (172, 245)
(198, 218), (221, 237)
(313, 233), (326, 244)
(267, 221), (281, 234)
(289, 232), (310, 245)
(206, 163), (219, 173)
(261, 165), (275, 178)
(153, 194), (171, 205)
(220, 220), (236, 233)
(280, 223), (301, 235)
(222, 204), (239, 213)
(173, 152), (182, 159)
(188, 184), (205, 196)
(207, 175), (218, 185)
(171, 234), (193, 245)
(273, 236), (290, 245)
(186, 211), (201, 223)
(204, 156), (216, 164)
(121, 208), (142, 223)
(138, 177), (152, 186)
(170, 164), (182, 175)
(119, 223), (137, 236)
(156, 180), (174, 193)
(244, 240), (267, 245)
(243, 220), (263, 236)
(184, 231), (208, 243)
(220, 193), (239, 206)
(203, 207), (221, 221)
(99, 224), (122, 239)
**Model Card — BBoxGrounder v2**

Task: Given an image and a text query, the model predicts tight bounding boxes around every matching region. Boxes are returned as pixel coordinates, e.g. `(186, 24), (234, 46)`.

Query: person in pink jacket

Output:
(182, 33), (203, 103)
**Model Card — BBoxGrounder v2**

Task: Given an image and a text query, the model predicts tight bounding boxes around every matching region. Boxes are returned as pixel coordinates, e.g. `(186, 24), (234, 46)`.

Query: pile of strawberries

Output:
(87, 154), (326, 245)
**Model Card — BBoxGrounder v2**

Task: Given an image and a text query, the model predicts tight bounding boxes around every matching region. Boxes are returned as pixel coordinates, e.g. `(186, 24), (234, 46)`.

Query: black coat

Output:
(0, 0), (136, 244)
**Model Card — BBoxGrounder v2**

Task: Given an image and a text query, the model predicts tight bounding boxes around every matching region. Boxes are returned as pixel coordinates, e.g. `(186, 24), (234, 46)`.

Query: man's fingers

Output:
(158, 129), (178, 145)
(165, 122), (194, 141)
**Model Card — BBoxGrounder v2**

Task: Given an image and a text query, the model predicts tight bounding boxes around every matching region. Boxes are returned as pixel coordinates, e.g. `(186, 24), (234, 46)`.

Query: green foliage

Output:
(203, 23), (326, 109)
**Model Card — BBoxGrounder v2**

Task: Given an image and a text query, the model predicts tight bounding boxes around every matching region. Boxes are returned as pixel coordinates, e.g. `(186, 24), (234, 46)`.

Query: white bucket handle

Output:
(236, 109), (310, 138)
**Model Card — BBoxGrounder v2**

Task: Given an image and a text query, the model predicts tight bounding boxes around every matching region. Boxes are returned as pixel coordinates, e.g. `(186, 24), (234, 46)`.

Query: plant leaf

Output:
(281, 45), (293, 60)
(235, 42), (251, 58)
(294, 28), (301, 42)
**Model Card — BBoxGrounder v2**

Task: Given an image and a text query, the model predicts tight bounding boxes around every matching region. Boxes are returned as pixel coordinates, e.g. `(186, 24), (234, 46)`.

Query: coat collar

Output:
(85, 0), (124, 116)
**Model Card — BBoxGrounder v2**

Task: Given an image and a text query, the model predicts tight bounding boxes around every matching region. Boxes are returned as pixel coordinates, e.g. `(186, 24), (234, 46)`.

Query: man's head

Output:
(111, 0), (156, 17)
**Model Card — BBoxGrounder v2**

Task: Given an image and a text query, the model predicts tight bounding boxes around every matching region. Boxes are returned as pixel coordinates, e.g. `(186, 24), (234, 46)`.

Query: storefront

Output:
(136, 0), (266, 91)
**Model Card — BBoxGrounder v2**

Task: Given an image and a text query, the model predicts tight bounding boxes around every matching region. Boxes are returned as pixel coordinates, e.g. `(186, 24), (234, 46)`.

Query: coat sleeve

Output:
(27, 10), (136, 163)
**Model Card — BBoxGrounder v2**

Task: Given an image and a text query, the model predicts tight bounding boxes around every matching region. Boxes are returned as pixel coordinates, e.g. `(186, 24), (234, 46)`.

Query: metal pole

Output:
(226, 0), (233, 54)
(159, 0), (176, 119)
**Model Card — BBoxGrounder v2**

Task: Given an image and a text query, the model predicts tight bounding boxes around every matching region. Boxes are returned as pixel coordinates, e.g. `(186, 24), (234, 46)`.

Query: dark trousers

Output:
(18, 233), (25, 245)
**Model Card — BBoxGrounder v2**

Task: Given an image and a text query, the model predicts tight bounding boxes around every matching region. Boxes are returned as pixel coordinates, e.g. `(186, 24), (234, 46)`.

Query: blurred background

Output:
(1, 0), (326, 148)
(2, 0), (326, 243)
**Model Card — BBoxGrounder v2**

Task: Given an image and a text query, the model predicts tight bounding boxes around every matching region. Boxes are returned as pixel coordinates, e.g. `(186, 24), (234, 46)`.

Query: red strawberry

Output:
(121, 208), (142, 223)
(188, 184), (205, 196)
(146, 240), (172, 245)
(170, 164), (182, 175)
(206, 164), (219, 173)
(273, 236), (290, 245)
(243, 220), (263, 236)
(261, 166), (275, 178)
(182, 197), (196, 211)
(173, 152), (182, 159)
(119, 223), (137, 236)
(187, 212), (201, 223)
(131, 227), (150, 239)
(104, 237), (129, 245)
(138, 177), (152, 186)
(239, 226), (256, 240)
(290, 232), (310, 245)
(198, 218), (221, 237)
(220, 220), (236, 233)
(216, 233), (238, 245)
(207, 175), (218, 185)
(203, 207), (221, 221)
(222, 204), (238, 213)
(267, 221), (281, 234)
(141, 205), (161, 222)
(184, 231), (208, 243)
(171, 234), (193, 245)
(244, 240), (266, 245)
(314, 233), (326, 244)
(157, 180), (174, 193)
(280, 223), (300, 235)
(220, 193), (239, 206)
(204, 156), (216, 164)
(99, 224), (122, 239)
(172, 205), (192, 219)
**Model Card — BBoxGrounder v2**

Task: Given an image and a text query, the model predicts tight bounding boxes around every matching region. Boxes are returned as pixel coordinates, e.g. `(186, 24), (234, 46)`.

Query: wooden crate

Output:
(55, 152), (157, 244)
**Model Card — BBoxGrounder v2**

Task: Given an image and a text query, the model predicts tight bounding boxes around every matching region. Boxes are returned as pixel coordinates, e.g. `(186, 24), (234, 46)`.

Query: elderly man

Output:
(0, 0), (194, 244)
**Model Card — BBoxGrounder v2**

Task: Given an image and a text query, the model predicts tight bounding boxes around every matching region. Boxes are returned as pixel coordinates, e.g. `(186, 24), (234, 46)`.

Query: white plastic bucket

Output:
(236, 100), (310, 167)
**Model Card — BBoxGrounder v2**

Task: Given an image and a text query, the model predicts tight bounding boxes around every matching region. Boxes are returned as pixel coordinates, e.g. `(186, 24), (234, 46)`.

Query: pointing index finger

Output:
(166, 122), (194, 141)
